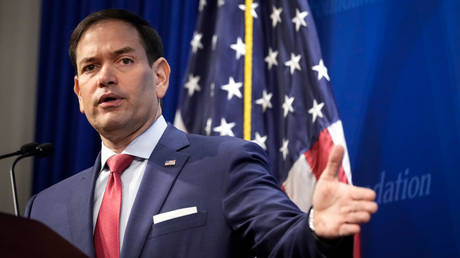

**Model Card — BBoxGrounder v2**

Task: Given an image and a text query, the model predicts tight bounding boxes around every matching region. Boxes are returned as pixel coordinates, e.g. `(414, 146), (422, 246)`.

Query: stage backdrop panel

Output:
(310, 0), (460, 257)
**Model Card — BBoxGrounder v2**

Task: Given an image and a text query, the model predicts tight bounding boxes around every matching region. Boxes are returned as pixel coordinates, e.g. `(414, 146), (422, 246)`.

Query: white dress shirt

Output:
(93, 116), (167, 250)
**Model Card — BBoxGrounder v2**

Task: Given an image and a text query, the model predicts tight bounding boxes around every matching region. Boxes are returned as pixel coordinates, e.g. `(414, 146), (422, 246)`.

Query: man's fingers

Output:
(323, 145), (344, 179)
(356, 201), (378, 214)
(351, 186), (377, 201)
(339, 224), (360, 236)
(343, 200), (378, 214)
(346, 211), (372, 224)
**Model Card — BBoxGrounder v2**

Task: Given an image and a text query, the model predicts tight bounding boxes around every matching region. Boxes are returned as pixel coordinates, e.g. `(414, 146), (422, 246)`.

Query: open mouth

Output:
(99, 93), (122, 105)
(102, 96), (117, 102)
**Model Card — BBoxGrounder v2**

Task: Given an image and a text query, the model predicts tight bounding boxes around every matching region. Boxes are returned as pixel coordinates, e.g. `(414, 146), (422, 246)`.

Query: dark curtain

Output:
(34, 0), (199, 193)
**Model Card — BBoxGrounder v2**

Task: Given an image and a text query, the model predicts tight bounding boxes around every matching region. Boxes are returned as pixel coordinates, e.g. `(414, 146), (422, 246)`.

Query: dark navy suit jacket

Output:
(25, 125), (351, 257)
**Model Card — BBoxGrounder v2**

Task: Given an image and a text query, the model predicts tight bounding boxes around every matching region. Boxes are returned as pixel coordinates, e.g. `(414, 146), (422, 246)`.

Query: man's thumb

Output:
(323, 145), (344, 179)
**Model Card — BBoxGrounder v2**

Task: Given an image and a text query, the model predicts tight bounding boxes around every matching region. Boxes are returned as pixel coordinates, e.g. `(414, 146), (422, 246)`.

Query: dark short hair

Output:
(69, 9), (163, 72)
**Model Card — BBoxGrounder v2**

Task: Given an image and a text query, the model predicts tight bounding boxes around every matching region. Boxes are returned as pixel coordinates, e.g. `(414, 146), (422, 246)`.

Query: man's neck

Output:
(100, 114), (160, 153)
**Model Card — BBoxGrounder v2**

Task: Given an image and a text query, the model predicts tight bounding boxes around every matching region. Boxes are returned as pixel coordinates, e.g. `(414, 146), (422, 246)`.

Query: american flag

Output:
(175, 0), (358, 256)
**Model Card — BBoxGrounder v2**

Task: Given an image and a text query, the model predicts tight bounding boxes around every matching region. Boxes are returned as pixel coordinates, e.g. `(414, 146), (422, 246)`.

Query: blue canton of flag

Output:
(175, 0), (353, 238)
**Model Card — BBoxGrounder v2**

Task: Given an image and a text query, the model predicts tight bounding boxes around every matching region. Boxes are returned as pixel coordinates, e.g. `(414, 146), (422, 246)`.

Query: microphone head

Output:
(20, 142), (39, 155)
(36, 143), (54, 157)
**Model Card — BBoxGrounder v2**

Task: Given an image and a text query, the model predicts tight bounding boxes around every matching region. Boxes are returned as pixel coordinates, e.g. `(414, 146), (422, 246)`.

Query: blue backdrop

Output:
(310, 0), (460, 257)
(34, 0), (460, 257)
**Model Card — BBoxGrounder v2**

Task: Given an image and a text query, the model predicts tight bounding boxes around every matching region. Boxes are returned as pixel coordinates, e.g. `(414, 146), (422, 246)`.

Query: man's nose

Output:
(97, 64), (117, 87)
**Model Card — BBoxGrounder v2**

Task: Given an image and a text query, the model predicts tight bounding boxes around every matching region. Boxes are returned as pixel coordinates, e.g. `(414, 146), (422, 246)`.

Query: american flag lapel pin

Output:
(164, 160), (176, 167)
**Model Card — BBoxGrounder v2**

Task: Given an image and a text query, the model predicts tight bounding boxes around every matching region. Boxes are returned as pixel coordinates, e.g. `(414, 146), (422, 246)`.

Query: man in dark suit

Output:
(25, 9), (377, 258)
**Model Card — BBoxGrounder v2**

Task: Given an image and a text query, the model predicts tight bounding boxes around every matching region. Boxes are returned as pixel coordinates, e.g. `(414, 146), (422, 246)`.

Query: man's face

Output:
(74, 19), (168, 140)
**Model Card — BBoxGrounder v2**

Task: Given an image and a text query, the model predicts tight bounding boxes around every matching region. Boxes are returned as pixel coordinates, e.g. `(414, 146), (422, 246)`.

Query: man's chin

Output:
(92, 118), (128, 136)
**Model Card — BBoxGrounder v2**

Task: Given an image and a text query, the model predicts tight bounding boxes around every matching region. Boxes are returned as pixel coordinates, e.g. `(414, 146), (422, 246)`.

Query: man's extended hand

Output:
(312, 145), (378, 238)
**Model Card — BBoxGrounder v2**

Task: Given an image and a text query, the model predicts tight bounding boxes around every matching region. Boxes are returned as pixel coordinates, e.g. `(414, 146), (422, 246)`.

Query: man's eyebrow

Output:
(113, 47), (135, 56)
(78, 57), (96, 68)
(77, 47), (136, 68)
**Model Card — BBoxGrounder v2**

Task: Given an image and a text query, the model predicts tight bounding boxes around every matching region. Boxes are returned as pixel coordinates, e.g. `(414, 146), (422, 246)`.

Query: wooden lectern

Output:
(0, 212), (88, 257)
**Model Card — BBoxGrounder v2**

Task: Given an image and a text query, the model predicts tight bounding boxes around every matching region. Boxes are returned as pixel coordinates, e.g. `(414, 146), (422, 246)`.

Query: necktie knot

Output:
(107, 154), (135, 174)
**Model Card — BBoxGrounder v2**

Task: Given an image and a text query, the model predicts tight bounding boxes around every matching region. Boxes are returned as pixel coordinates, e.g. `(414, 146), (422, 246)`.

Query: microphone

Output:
(0, 142), (39, 160)
(20, 142), (40, 155)
(9, 142), (54, 216)
(33, 143), (54, 157)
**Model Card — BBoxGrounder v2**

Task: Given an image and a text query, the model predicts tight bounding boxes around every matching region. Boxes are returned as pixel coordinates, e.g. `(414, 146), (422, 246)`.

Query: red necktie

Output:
(94, 154), (135, 258)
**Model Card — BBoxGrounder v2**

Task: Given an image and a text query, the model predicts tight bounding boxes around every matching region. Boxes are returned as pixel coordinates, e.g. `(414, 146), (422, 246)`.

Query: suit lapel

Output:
(67, 153), (101, 257)
(121, 126), (190, 258)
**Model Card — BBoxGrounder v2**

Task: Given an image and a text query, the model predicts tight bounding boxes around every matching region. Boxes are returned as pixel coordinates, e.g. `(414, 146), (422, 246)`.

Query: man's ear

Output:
(73, 76), (85, 114)
(152, 57), (170, 99)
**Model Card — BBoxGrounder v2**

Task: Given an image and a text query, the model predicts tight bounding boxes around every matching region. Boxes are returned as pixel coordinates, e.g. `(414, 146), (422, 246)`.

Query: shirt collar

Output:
(100, 116), (168, 171)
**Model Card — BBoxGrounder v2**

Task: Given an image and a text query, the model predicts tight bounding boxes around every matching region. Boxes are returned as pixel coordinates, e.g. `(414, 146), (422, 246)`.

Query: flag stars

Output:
(308, 99), (325, 123)
(190, 32), (203, 54)
(280, 139), (289, 160)
(230, 37), (246, 60)
(292, 9), (308, 31)
(255, 90), (272, 112)
(270, 6), (283, 28)
(252, 132), (267, 150)
(285, 53), (302, 74)
(218, 0), (225, 7)
(282, 95), (295, 117)
(184, 74), (201, 96)
(221, 77), (243, 100)
(238, 3), (259, 18)
(213, 118), (236, 136)
(312, 59), (330, 81)
(199, 0), (206, 12)
(264, 48), (278, 70)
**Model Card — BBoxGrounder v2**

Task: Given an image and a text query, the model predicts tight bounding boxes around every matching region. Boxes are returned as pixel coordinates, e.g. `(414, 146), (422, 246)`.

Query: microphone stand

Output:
(4, 142), (53, 216)
(9, 155), (27, 216)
